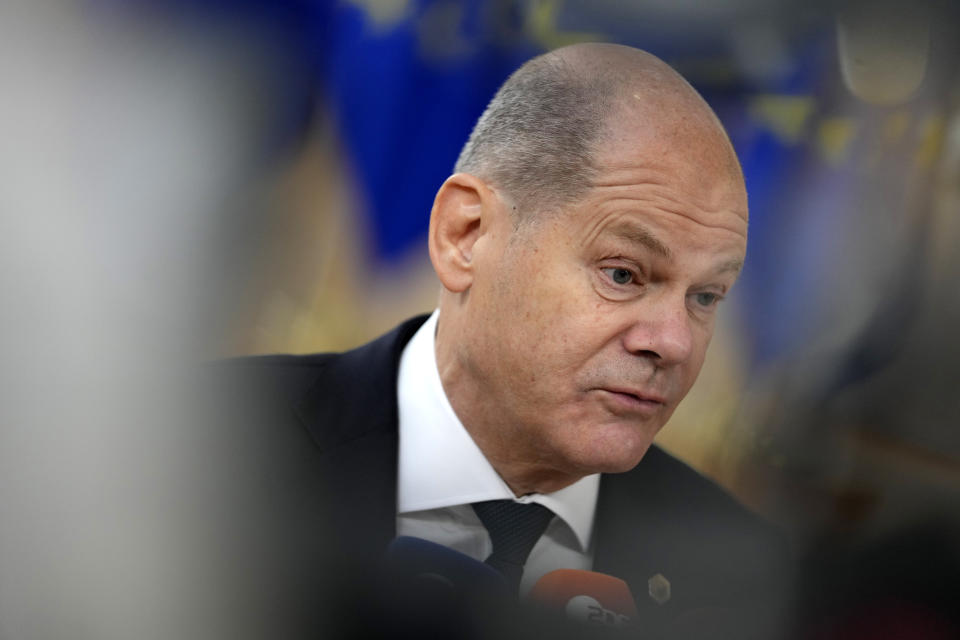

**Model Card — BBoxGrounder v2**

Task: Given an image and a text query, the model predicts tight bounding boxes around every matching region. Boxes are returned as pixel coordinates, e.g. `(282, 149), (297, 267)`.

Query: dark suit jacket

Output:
(206, 315), (790, 638)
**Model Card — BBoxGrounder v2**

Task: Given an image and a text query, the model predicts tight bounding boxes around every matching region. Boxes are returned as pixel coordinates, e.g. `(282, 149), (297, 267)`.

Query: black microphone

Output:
(373, 536), (509, 639)
(380, 536), (506, 595)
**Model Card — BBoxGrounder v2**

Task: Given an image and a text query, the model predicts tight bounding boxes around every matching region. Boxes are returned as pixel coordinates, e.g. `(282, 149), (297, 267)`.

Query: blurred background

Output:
(2, 0), (959, 637)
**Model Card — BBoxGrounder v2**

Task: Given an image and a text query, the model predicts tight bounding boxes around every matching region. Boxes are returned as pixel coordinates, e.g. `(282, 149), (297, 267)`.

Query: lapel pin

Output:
(647, 573), (671, 605)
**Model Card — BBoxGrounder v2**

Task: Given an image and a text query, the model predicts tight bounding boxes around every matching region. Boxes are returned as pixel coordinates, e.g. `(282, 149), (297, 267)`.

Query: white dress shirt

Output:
(396, 311), (599, 594)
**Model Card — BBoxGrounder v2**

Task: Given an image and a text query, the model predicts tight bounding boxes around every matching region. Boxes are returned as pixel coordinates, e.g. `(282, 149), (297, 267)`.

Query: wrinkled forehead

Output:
(594, 96), (748, 224)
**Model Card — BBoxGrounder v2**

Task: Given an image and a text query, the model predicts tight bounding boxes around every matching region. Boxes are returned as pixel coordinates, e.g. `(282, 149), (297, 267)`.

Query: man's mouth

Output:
(594, 387), (667, 416)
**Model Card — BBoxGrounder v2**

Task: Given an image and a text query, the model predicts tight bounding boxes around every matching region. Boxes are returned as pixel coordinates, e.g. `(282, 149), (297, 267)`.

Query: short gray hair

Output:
(454, 54), (617, 219)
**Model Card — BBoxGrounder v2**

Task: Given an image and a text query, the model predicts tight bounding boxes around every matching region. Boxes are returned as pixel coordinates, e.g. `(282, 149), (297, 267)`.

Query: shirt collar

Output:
(396, 310), (599, 552)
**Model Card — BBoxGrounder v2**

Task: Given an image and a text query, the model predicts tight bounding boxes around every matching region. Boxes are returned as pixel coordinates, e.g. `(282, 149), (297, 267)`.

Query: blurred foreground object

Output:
(837, 0), (931, 105)
(0, 1), (316, 638)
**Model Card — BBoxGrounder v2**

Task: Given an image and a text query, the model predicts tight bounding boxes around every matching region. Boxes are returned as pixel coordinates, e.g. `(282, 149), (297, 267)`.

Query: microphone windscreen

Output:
(371, 537), (510, 638)
(528, 569), (637, 627)
(381, 536), (505, 595)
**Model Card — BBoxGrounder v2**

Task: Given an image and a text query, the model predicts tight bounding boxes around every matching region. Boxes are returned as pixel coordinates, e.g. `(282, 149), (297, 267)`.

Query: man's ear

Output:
(428, 173), (501, 293)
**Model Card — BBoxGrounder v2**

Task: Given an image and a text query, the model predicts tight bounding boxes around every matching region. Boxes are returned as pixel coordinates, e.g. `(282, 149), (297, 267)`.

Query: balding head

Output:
(454, 43), (743, 221)
(430, 44), (749, 495)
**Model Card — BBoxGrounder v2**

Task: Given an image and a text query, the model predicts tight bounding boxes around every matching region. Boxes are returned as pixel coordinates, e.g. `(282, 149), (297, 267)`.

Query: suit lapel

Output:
(592, 451), (654, 581)
(592, 446), (687, 627)
(293, 315), (430, 557)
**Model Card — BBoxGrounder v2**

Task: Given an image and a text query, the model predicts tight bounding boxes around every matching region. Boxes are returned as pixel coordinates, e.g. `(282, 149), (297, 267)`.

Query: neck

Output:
(434, 311), (585, 497)
(489, 457), (584, 497)
(459, 416), (585, 497)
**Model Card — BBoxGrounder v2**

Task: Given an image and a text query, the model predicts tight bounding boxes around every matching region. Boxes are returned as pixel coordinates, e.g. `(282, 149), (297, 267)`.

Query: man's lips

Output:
(593, 387), (667, 416)
(602, 386), (667, 404)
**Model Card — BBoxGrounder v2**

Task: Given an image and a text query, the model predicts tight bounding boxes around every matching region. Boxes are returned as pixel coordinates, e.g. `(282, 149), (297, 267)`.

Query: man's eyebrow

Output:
(715, 258), (744, 276)
(606, 222), (671, 258)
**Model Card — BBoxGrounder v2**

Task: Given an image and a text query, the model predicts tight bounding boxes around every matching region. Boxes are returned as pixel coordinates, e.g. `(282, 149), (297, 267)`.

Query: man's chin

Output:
(570, 440), (655, 475)
(590, 453), (648, 474)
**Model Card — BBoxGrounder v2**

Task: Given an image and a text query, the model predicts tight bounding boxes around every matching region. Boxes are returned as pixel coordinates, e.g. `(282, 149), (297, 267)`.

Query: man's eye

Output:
(603, 268), (635, 285)
(694, 292), (720, 307)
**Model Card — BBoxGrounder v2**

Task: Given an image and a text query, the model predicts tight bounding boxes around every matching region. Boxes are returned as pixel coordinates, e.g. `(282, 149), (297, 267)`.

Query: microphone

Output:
(528, 569), (637, 629)
(372, 536), (510, 637)
(379, 536), (506, 596)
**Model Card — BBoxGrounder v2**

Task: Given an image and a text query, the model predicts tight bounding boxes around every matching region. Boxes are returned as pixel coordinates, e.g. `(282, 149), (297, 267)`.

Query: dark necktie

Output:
(472, 500), (554, 592)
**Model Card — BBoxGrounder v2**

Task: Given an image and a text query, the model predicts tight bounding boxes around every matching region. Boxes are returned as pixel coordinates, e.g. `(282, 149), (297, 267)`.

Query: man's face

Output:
(457, 129), (748, 478)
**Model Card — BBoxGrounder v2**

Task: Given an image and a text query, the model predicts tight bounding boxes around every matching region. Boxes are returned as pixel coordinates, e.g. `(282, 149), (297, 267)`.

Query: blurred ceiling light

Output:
(837, 0), (930, 105)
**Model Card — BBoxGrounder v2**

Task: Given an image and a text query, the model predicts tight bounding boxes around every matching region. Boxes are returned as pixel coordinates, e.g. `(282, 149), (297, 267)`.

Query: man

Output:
(210, 43), (787, 638)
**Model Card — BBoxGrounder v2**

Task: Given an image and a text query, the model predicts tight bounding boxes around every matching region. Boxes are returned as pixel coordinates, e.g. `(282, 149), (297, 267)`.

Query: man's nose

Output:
(621, 293), (694, 365)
